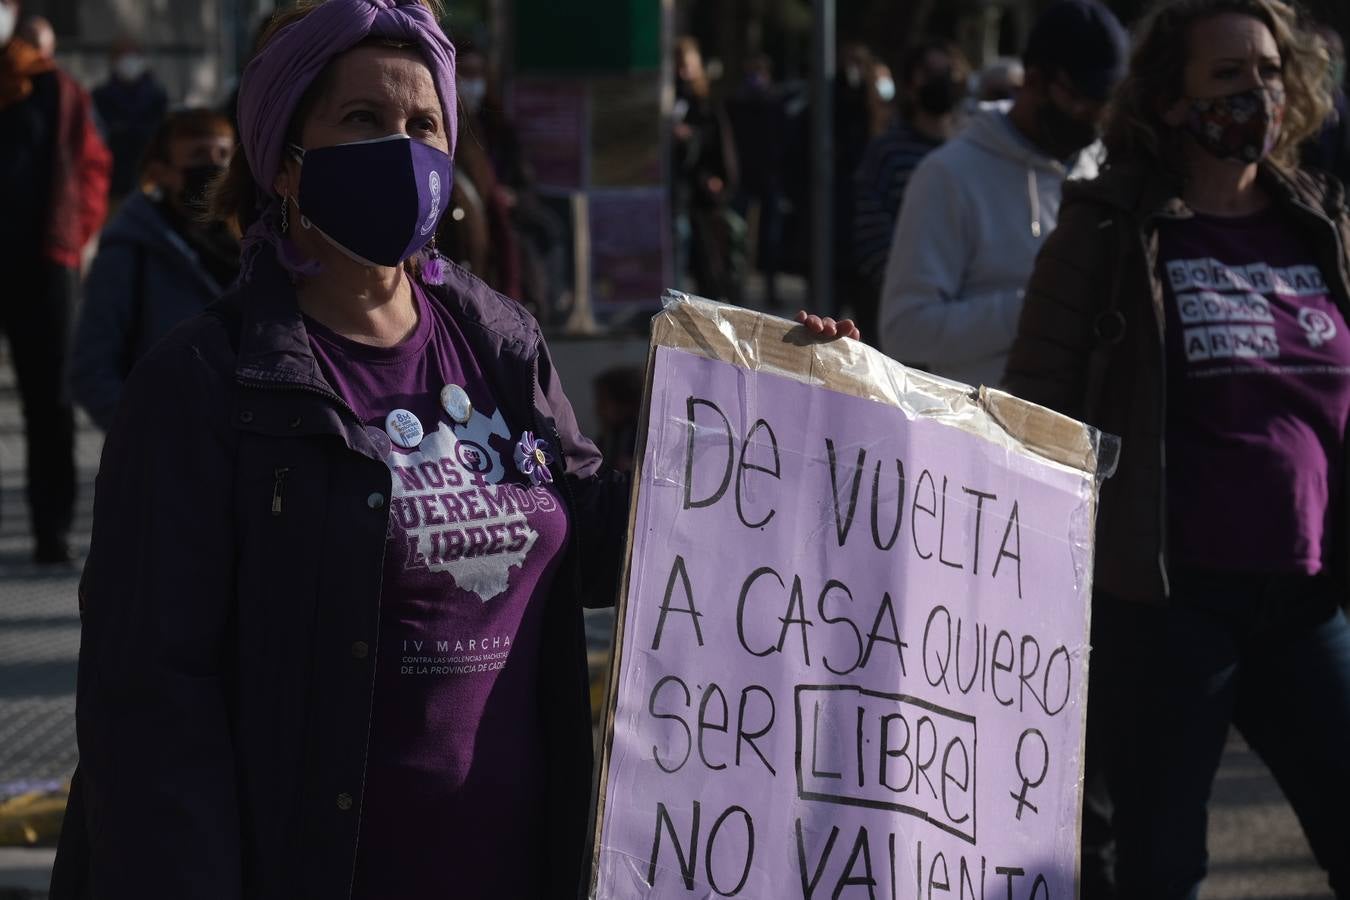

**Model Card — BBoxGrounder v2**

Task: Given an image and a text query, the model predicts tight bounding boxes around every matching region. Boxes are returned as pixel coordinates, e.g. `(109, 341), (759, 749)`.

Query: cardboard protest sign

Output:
(590, 296), (1113, 899)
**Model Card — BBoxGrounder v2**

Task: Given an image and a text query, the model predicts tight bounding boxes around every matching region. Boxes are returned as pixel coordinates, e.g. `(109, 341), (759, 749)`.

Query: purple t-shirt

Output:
(306, 280), (569, 898)
(1160, 207), (1350, 574)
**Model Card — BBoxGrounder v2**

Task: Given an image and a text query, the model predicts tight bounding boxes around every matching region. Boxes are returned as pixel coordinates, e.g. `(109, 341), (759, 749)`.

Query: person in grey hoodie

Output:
(71, 108), (239, 430)
(879, 0), (1128, 387)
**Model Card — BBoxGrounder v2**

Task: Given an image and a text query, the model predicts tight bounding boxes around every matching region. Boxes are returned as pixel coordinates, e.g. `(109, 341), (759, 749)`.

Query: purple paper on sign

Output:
(594, 346), (1096, 898)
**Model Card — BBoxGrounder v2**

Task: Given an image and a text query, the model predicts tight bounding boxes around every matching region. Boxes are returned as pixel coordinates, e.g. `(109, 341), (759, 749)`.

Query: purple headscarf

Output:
(234, 0), (458, 277)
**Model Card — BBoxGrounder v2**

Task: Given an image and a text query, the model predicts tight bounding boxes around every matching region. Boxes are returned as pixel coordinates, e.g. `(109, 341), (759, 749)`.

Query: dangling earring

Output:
(421, 236), (448, 286)
(281, 194), (290, 234)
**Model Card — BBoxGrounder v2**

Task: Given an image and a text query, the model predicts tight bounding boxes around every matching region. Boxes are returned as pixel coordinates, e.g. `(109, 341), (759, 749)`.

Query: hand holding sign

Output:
(794, 309), (862, 342)
(591, 298), (1106, 899)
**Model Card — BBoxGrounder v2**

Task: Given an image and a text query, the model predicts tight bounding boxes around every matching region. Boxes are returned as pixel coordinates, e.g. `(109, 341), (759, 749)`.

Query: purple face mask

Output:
(290, 133), (453, 267)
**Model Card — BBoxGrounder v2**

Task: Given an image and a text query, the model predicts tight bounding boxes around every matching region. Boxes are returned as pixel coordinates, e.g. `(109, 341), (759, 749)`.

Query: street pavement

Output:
(0, 340), (1335, 899)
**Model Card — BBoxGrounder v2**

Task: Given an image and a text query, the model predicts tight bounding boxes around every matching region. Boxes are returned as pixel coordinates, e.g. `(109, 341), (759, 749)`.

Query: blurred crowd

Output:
(0, 0), (589, 565)
(671, 7), (1350, 354)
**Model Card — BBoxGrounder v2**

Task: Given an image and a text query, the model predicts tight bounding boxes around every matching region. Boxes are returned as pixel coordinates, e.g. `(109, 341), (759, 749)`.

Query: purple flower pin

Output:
(514, 431), (555, 486)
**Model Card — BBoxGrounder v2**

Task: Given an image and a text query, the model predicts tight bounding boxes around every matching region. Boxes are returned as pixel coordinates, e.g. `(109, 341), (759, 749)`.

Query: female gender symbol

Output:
(1010, 727), (1049, 820)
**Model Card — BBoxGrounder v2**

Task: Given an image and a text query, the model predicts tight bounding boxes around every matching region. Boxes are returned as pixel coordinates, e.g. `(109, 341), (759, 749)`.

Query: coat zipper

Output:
(1027, 168), (1042, 238)
(235, 370), (388, 900)
(271, 467), (291, 516)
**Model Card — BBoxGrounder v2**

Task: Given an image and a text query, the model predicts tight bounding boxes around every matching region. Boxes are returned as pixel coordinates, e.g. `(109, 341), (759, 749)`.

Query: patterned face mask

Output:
(1184, 84), (1286, 164)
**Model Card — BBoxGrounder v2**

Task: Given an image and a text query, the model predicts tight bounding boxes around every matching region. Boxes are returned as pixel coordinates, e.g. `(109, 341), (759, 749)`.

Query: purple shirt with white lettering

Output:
(307, 280), (569, 898)
(1160, 208), (1350, 573)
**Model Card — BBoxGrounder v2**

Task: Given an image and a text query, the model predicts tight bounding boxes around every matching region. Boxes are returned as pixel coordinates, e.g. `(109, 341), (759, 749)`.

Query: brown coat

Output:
(1004, 161), (1350, 606)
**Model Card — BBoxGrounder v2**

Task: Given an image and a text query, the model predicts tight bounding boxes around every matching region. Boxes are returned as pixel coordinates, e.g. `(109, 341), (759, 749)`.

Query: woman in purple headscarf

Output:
(51, 1), (855, 897)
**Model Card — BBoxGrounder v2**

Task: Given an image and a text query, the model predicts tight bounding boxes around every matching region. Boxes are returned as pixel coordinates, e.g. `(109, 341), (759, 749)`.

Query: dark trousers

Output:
(1094, 571), (1350, 899)
(1, 260), (77, 548)
(1080, 606), (1119, 899)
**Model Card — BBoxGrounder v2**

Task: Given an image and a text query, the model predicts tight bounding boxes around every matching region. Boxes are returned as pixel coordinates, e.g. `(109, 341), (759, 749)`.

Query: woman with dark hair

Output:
(673, 35), (742, 303)
(51, 2), (854, 896)
(1005, 1), (1350, 896)
(71, 108), (239, 431)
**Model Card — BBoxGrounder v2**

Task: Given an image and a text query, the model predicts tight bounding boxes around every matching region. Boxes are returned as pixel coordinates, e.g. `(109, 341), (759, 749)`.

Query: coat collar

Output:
(232, 251), (540, 391)
(232, 250), (332, 394)
(228, 250), (546, 455)
(1071, 157), (1345, 225)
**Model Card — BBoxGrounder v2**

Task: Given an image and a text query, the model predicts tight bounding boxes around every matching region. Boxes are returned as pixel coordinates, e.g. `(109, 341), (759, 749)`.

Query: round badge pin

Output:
(385, 408), (424, 449)
(440, 383), (473, 424)
(364, 424), (393, 458)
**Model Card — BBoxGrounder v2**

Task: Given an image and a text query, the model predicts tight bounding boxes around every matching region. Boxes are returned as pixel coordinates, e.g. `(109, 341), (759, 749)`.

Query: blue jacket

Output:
(71, 192), (230, 430)
(51, 250), (629, 899)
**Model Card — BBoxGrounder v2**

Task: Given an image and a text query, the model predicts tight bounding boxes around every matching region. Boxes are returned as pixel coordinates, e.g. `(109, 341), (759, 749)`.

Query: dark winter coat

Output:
(49, 251), (630, 899)
(1004, 161), (1350, 606)
(71, 192), (235, 430)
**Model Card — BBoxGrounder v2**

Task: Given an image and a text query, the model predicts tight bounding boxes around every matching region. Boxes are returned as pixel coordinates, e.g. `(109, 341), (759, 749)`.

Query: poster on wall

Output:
(590, 297), (1113, 899)
(590, 188), (670, 314)
(510, 79), (589, 191)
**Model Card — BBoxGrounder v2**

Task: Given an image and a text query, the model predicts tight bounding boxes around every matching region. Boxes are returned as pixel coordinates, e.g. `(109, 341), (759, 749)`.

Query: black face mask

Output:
(916, 76), (965, 116)
(178, 163), (225, 213)
(1037, 98), (1098, 159)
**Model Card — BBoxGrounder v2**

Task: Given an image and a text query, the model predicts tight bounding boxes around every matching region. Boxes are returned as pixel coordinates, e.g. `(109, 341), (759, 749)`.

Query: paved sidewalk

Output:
(0, 371), (94, 789)
(0, 343), (96, 898)
(0, 849), (54, 899)
(0, 343), (1334, 898)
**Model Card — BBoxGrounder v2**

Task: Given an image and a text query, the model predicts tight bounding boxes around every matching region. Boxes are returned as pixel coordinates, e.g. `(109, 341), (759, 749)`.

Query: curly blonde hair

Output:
(1103, 0), (1334, 173)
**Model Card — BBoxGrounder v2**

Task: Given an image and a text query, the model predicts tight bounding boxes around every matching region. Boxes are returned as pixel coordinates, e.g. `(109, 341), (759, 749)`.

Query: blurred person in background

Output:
(973, 57), (1026, 103)
(450, 47), (521, 301)
(16, 13), (51, 58)
(852, 39), (970, 346)
(834, 44), (876, 177)
(456, 45), (568, 324)
(71, 108), (239, 431)
(1301, 24), (1350, 186)
(1005, 1), (1350, 896)
(673, 35), (742, 303)
(0, 0), (111, 564)
(879, 0), (1126, 386)
(434, 158), (493, 277)
(93, 37), (168, 203)
(727, 53), (791, 308)
(832, 42), (878, 316)
(865, 60), (896, 137)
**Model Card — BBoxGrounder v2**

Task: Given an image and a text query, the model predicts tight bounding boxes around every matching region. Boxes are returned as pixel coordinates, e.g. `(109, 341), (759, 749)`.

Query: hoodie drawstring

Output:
(1027, 168), (1042, 238)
